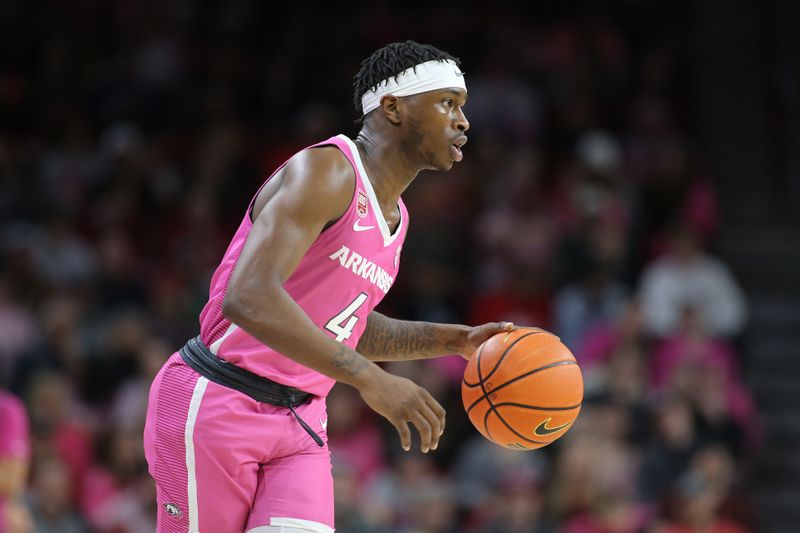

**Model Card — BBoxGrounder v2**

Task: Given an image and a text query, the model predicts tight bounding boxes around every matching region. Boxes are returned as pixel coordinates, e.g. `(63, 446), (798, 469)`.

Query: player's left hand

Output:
(458, 321), (516, 360)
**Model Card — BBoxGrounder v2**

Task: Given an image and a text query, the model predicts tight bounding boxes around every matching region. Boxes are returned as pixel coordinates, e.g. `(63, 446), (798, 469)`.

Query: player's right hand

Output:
(357, 370), (445, 453)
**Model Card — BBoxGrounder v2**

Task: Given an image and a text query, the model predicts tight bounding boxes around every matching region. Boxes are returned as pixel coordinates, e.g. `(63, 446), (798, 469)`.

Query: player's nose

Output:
(455, 107), (469, 132)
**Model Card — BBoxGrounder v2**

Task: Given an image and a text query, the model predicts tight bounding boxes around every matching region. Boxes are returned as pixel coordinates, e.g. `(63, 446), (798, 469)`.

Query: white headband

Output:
(360, 59), (466, 115)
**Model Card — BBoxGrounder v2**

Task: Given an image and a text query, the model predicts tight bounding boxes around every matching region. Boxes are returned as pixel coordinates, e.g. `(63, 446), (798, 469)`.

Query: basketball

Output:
(461, 328), (583, 450)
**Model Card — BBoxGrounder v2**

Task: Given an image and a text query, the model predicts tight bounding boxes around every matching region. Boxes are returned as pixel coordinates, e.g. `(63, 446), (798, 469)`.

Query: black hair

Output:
(352, 40), (461, 117)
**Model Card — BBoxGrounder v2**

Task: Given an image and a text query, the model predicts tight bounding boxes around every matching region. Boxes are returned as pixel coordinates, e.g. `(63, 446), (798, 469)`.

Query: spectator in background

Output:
(0, 390), (32, 533)
(332, 462), (390, 533)
(571, 131), (630, 233)
(0, 275), (39, 387)
(628, 126), (720, 258)
(576, 298), (649, 370)
(583, 345), (652, 445)
(481, 473), (553, 533)
(468, 260), (554, 330)
(656, 469), (749, 533)
(639, 224), (747, 339)
(366, 453), (444, 530)
(399, 478), (458, 533)
(81, 308), (149, 408)
(652, 306), (759, 454)
(651, 306), (743, 393)
(80, 425), (155, 532)
(25, 371), (94, 507)
(554, 253), (627, 351)
(638, 397), (700, 506)
(665, 354), (752, 458)
(26, 457), (90, 533)
(548, 402), (643, 528)
(689, 445), (756, 530)
(9, 291), (88, 398)
(32, 215), (96, 288)
(326, 385), (387, 487)
(452, 433), (549, 512)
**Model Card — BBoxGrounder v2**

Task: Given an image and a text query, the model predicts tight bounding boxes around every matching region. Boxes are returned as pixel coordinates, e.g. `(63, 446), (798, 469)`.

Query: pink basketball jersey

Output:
(198, 135), (408, 397)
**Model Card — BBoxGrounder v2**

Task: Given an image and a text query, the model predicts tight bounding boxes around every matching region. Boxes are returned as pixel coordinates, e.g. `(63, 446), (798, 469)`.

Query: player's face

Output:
(403, 88), (469, 171)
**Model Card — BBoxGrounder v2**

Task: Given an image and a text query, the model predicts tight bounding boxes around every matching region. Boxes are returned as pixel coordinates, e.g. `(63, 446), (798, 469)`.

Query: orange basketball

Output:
(462, 328), (583, 450)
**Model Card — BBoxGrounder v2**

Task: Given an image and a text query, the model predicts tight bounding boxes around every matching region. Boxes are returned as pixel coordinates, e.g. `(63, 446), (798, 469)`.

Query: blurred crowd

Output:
(0, 1), (758, 532)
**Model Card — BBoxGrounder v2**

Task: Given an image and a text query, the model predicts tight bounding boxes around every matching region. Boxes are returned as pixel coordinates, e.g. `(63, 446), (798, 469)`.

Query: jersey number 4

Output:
(325, 292), (368, 342)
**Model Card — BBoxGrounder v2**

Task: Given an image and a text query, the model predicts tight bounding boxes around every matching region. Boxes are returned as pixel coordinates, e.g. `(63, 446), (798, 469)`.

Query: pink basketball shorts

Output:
(143, 353), (334, 532)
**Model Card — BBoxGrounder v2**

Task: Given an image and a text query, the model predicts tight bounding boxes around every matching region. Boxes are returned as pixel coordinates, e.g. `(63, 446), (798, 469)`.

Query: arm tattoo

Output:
(357, 312), (462, 361)
(330, 344), (370, 376)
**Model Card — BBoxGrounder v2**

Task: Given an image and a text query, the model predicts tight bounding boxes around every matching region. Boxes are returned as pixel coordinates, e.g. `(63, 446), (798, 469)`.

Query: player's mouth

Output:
(450, 135), (468, 162)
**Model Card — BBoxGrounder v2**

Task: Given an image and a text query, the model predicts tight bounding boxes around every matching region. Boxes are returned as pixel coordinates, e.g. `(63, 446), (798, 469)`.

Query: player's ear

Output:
(379, 95), (402, 125)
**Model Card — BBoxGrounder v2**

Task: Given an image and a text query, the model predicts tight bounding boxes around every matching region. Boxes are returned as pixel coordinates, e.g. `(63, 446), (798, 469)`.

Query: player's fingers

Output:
(482, 321), (513, 334)
(409, 413), (434, 453)
(391, 419), (412, 452)
(420, 389), (446, 437)
(417, 401), (443, 450)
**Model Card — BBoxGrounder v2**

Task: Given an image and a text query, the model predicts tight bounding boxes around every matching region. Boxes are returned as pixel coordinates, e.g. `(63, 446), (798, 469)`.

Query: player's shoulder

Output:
(252, 143), (356, 222)
(284, 144), (355, 196)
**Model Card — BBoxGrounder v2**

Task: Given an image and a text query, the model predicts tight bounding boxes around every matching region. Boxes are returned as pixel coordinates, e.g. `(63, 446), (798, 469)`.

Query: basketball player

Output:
(143, 40), (513, 533)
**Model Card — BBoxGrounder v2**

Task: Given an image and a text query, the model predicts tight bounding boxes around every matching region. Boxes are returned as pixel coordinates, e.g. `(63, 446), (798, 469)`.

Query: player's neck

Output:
(353, 131), (416, 211)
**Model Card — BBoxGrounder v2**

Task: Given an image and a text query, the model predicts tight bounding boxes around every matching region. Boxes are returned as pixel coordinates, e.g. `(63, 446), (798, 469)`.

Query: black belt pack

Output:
(179, 336), (324, 447)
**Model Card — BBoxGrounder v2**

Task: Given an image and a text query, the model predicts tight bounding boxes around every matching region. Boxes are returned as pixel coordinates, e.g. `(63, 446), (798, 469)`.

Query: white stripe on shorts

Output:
(185, 376), (209, 532)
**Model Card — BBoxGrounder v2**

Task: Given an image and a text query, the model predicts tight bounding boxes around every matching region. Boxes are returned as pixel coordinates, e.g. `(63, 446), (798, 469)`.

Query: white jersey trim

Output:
(245, 516), (335, 532)
(337, 135), (403, 247)
(209, 322), (239, 355)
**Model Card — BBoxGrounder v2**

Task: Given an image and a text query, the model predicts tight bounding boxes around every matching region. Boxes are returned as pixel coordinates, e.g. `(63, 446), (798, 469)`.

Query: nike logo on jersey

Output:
(329, 245), (394, 293)
(533, 417), (572, 437)
(320, 418), (328, 431)
(353, 220), (375, 232)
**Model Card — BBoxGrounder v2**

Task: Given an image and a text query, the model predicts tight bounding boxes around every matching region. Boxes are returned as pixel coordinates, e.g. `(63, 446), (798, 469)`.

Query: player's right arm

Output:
(222, 147), (445, 452)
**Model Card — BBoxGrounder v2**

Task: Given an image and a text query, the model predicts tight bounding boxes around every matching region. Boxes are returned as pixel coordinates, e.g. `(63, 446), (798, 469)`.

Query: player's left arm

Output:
(356, 311), (514, 361)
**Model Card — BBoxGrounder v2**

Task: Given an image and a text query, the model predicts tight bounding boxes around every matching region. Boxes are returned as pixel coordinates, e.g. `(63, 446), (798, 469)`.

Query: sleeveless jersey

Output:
(197, 135), (408, 397)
